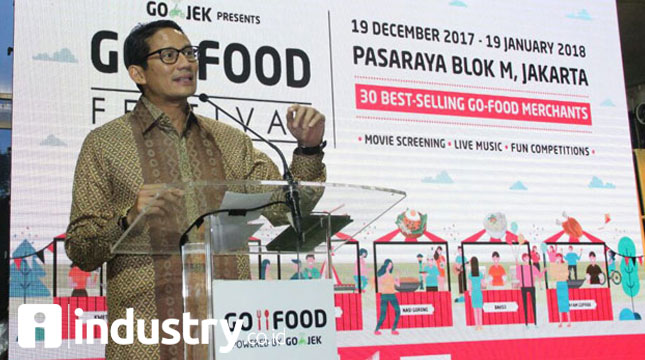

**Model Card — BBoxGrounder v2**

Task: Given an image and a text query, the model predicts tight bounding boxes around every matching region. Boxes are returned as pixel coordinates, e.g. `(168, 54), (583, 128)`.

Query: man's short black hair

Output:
(589, 251), (596, 258)
(123, 20), (185, 91)
(492, 251), (500, 258)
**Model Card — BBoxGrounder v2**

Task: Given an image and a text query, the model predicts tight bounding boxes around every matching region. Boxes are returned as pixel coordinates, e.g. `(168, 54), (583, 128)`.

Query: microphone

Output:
(198, 93), (304, 250)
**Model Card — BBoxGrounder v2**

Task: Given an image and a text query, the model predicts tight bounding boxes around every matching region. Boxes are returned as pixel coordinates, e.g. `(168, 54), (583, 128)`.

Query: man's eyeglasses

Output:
(145, 46), (199, 64)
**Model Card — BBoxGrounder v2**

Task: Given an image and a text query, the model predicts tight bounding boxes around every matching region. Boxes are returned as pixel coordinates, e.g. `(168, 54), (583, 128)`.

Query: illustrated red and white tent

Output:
(374, 228), (447, 243)
(543, 230), (604, 244)
(333, 232), (358, 243)
(462, 229), (519, 244)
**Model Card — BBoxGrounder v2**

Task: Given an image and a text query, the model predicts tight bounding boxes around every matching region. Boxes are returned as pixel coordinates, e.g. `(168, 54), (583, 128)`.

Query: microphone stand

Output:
(198, 93), (304, 264)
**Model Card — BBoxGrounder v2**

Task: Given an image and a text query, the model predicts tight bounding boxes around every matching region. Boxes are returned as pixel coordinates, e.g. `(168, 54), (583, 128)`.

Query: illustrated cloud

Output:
(422, 170), (454, 184)
(33, 48), (78, 63)
(566, 9), (592, 21)
(588, 176), (615, 189)
(600, 99), (615, 107)
(40, 135), (67, 147)
(449, 0), (467, 7)
(509, 181), (528, 190)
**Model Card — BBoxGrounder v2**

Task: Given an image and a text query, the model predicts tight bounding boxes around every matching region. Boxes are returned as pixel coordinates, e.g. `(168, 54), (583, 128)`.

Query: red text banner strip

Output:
(355, 84), (592, 126)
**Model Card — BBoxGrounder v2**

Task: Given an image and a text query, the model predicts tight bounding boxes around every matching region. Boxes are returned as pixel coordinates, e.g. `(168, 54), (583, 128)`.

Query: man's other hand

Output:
(126, 184), (184, 225)
(286, 105), (325, 148)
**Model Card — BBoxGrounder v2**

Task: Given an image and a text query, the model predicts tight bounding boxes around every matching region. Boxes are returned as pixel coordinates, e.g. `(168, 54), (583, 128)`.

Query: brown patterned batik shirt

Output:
(65, 96), (326, 359)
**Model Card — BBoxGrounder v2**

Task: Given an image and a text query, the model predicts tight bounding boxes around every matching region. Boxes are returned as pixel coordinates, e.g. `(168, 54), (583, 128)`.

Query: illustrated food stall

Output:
(325, 233), (363, 331)
(50, 234), (106, 342)
(372, 210), (453, 329)
(275, 233), (364, 331)
(543, 215), (613, 322)
(461, 214), (536, 326)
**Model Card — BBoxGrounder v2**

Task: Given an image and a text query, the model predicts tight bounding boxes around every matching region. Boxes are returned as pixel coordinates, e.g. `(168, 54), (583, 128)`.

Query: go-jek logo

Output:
(17, 304), (244, 353)
(18, 304), (62, 348)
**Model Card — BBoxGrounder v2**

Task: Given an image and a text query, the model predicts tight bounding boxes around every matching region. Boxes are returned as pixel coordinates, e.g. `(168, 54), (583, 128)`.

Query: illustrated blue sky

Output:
(422, 170), (454, 184)
(509, 181), (527, 190)
(589, 176), (615, 189)
(566, 9), (592, 21)
(600, 98), (615, 107)
(449, 0), (468, 7)
(0, 0), (13, 93)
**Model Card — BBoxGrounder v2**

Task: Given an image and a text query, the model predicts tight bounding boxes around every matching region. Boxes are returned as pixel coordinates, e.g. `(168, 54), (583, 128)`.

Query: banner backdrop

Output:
(10, 0), (645, 359)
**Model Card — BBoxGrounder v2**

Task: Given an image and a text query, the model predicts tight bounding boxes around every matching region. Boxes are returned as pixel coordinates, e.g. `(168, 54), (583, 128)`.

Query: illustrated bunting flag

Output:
(36, 249), (45, 264)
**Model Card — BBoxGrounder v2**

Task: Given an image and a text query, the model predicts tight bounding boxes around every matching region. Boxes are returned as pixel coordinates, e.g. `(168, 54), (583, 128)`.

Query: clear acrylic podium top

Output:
(111, 180), (406, 256)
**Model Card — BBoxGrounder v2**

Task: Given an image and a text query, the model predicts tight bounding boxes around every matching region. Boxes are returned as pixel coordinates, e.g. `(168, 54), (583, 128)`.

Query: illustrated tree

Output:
(618, 236), (640, 315)
(10, 240), (51, 303)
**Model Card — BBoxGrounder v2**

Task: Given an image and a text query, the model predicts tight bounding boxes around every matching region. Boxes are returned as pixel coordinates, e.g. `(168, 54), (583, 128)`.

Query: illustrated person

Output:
(564, 245), (583, 280)
(303, 254), (321, 279)
(547, 244), (559, 263)
(354, 248), (369, 291)
(454, 246), (468, 295)
(260, 259), (272, 280)
(290, 259), (305, 280)
(530, 245), (541, 270)
(68, 263), (97, 297)
(488, 251), (507, 288)
(516, 253), (541, 325)
(423, 255), (440, 291)
(585, 251), (603, 286)
(64, 20), (327, 359)
(468, 256), (485, 330)
(435, 247), (447, 290)
(550, 253), (572, 327)
(374, 259), (401, 335)
(416, 253), (425, 289)
(607, 249), (617, 275)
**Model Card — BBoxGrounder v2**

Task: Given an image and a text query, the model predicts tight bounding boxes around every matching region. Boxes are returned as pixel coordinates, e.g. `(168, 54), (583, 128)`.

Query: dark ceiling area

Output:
(618, 0), (645, 88)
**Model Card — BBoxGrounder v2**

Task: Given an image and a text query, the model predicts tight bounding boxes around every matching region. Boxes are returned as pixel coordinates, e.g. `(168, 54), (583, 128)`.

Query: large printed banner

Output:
(10, 0), (645, 359)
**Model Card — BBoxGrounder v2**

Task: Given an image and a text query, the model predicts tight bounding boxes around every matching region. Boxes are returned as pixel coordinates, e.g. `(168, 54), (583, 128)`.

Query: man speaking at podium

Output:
(65, 20), (326, 359)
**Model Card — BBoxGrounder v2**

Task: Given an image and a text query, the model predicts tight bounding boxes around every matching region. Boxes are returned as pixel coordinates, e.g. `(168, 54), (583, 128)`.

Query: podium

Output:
(111, 180), (405, 359)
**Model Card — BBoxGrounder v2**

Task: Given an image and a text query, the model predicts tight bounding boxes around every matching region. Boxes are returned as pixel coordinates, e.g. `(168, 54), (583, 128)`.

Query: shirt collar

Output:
(137, 96), (197, 135)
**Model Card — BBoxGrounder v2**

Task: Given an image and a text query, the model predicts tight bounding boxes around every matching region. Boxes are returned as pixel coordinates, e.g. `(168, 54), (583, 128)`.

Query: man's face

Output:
(590, 255), (596, 264)
(307, 257), (314, 267)
(493, 255), (499, 264)
(137, 28), (197, 103)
